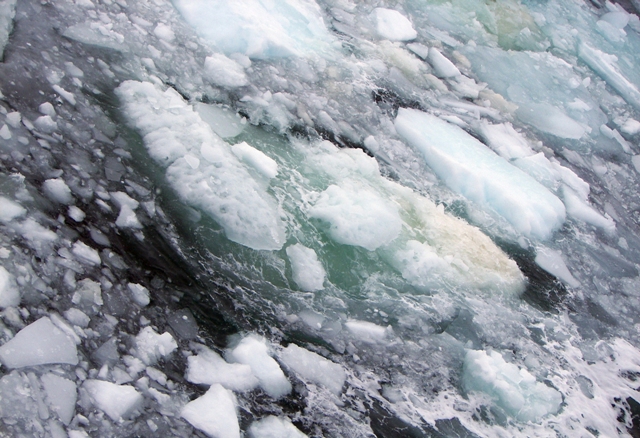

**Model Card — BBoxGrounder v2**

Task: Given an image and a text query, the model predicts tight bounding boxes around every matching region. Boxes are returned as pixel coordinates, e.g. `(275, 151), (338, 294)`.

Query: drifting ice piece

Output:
(535, 247), (580, 287)
(0, 265), (20, 308)
(116, 81), (286, 250)
(248, 416), (308, 438)
(186, 344), (259, 392)
(181, 384), (240, 438)
(370, 8), (417, 41)
(135, 326), (177, 365)
(463, 349), (562, 422)
(516, 103), (587, 139)
(0, 0), (17, 59)
(0, 317), (78, 368)
(204, 54), (248, 88)
(41, 373), (77, 425)
(83, 380), (142, 422)
(280, 344), (345, 395)
(0, 196), (26, 223)
(227, 335), (291, 399)
(395, 109), (566, 240)
(427, 47), (461, 78)
(286, 244), (326, 291)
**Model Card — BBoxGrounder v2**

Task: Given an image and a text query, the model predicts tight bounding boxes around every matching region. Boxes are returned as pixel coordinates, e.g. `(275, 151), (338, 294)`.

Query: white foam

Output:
(463, 349), (562, 422)
(370, 8), (417, 42)
(227, 335), (291, 399)
(535, 247), (580, 287)
(135, 326), (178, 365)
(0, 317), (78, 368)
(41, 373), (77, 425)
(116, 81), (286, 250)
(280, 344), (345, 395)
(248, 415), (307, 438)
(83, 380), (142, 422)
(186, 344), (259, 392)
(395, 108), (566, 240)
(285, 244), (326, 291)
(0, 265), (20, 308)
(204, 54), (248, 88)
(181, 384), (240, 438)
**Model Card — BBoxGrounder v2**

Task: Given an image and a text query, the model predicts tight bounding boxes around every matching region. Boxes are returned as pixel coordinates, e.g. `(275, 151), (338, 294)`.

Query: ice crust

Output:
(395, 108), (566, 240)
(181, 384), (240, 438)
(116, 81), (286, 250)
(463, 349), (562, 422)
(0, 317), (78, 368)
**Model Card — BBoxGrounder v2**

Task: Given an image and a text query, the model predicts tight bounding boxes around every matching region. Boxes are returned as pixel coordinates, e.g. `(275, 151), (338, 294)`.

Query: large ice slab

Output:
(280, 344), (345, 395)
(463, 349), (562, 422)
(171, 0), (334, 59)
(116, 81), (286, 250)
(395, 109), (566, 240)
(0, 317), (78, 368)
(181, 384), (240, 438)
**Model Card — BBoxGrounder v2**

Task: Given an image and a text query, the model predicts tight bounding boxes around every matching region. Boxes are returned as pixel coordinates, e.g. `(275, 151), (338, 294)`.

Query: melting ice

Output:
(1, 0), (640, 436)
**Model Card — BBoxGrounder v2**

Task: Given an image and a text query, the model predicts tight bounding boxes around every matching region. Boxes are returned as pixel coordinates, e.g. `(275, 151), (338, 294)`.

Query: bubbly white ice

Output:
(285, 244), (326, 291)
(186, 344), (259, 392)
(248, 415), (307, 438)
(83, 380), (143, 422)
(181, 383), (240, 438)
(280, 344), (345, 395)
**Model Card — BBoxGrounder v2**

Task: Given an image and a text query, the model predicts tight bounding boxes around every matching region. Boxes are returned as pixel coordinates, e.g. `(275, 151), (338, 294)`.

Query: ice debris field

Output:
(1, 0), (640, 436)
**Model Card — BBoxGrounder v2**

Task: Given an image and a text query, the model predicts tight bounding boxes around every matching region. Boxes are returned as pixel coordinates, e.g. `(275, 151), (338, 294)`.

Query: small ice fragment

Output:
(427, 47), (461, 78)
(181, 384), (240, 438)
(71, 241), (101, 265)
(115, 204), (143, 229)
(621, 119), (640, 135)
(600, 11), (629, 29)
(0, 124), (10, 139)
(83, 380), (142, 422)
(41, 373), (76, 425)
(535, 247), (580, 287)
(632, 155), (640, 173)
(370, 8), (417, 41)
(227, 335), (291, 399)
(562, 186), (615, 232)
(64, 308), (90, 327)
(204, 53), (248, 88)
(6, 111), (21, 128)
(43, 178), (73, 204)
(0, 317), (78, 368)
(280, 344), (345, 395)
(248, 415), (307, 438)
(0, 196), (26, 223)
(0, 265), (20, 308)
(52, 85), (76, 105)
(39, 102), (56, 117)
(127, 283), (150, 307)
(135, 326), (177, 365)
(231, 142), (278, 179)
(195, 103), (245, 138)
(286, 244), (325, 292)
(72, 278), (103, 310)
(153, 23), (175, 42)
(68, 206), (86, 222)
(186, 344), (259, 392)
(516, 103), (586, 139)
(345, 320), (390, 344)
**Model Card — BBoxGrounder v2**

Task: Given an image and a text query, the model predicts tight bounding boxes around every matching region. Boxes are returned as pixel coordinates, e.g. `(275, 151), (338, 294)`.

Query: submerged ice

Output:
(1, 0), (640, 435)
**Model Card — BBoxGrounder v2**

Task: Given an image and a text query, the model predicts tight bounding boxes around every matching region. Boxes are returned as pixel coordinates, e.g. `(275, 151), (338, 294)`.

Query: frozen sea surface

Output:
(0, 0), (640, 436)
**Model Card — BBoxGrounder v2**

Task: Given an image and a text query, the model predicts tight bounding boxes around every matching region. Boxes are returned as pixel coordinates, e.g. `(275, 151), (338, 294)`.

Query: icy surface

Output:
(395, 108), (566, 240)
(83, 380), (143, 422)
(280, 344), (345, 395)
(0, 317), (78, 368)
(181, 384), (240, 438)
(248, 416), (307, 438)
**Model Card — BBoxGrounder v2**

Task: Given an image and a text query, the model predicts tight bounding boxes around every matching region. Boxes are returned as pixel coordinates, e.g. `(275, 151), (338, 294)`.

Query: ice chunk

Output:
(0, 371), (38, 420)
(204, 54), (248, 88)
(116, 81), (286, 250)
(64, 308), (90, 327)
(280, 344), (345, 395)
(0, 265), (20, 308)
(286, 244), (325, 291)
(478, 122), (533, 160)
(43, 178), (73, 204)
(0, 0), (16, 59)
(535, 247), (580, 287)
(135, 326), (178, 365)
(231, 142), (278, 180)
(227, 335), (291, 399)
(0, 196), (26, 223)
(195, 103), (245, 139)
(462, 349), (562, 422)
(39, 102), (56, 117)
(345, 320), (391, 344)
(248, 416), (307, 438)
(395, 109), (566, 240)
(171, 0), (334, 59)
(62, 23), (126, 52)
(562, 186), (615, 232)
(41, 373), (76, 425)
(72, 278), (103, 311)
(34, 115), (58, 134)
(427, 47), (461, 78)
(153, 23), (175, 42)
(128, 283), (150, 306)
(181, 384), (240, 438)
(68, 206), (86, 222)
(309, 183), (402, 251)
(0, 317), (78, 368)
(370, 8), (417, 41)
(620, 119), (640, 135)
(71, 241), (101, 265)
(83, 380), (142, 422)
(516, 103), (587, 139)
(186, 344), (259, 392)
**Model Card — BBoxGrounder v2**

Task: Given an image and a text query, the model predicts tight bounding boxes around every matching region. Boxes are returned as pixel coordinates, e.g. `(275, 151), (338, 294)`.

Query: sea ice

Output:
(395, 108), (566, 240)
(248, 416), (307, 438)
(516, 103), (587, 139)
(83, 380), (143, 422)
(204, 54), (248, 88)
(127, 283), (150, 307)
(186, 344), (259, 392)
(195, 103), (245, 139)
(370, 8), (417, 42)
(181, 384), (240, 438)
(0, 317), (78, 368)
(463, 349), (562, 422)
(427, 47), (461, 78)
(535, 247), (580, 287)
(43, 178), (73, 205)
(0, 0), (16, 58)
(0, 265), (20, 308)
(0, 196), (25, 223)
(285, 244), (326, 291)
(231, 142), (278, 180)
(345, 320), (391, 344)
(71, 241), (101, 266)
(41, 373), (77, 425)
(226, 335), (291, 399)
(135, 326), (178, 365)
(280, 344), (345, 395)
